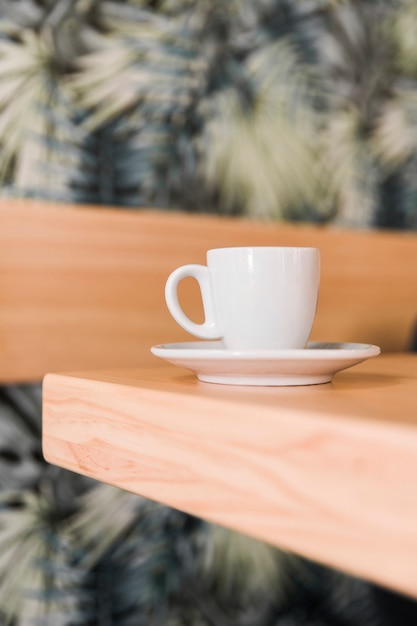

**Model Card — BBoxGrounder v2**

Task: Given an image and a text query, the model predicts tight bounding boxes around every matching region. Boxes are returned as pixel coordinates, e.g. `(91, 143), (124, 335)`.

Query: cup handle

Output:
(165, 264), (220, 339)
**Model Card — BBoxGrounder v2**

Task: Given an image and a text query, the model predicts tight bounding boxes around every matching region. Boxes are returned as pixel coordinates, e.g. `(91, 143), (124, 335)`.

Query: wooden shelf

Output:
(43, 353), (417, 598)
(3, 198), (417, 382)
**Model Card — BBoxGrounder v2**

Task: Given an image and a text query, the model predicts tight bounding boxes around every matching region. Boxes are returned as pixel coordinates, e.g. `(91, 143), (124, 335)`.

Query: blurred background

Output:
(1, 0), (417, 229)
(0, 1), (416, 624)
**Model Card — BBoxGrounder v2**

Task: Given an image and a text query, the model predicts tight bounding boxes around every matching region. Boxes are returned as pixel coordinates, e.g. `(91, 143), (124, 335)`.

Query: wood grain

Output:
(2, 197), (417, 381)
(43, 354), (417, 598)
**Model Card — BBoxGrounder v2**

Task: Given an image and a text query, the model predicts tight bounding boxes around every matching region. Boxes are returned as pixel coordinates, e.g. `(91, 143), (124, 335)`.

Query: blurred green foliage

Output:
(0, 0), (417, 227)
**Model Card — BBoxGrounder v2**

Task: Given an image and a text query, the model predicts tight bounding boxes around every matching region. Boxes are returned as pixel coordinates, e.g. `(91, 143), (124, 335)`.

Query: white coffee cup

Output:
(165, 246), (320, 351)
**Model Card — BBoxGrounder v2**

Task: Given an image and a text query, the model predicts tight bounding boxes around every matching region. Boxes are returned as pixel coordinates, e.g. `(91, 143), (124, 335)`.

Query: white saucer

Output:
(150, 341), (381, 386)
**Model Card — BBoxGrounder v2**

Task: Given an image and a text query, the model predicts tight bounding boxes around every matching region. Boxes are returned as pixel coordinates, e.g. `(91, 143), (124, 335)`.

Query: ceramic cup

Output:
(165, 246), (320, 351)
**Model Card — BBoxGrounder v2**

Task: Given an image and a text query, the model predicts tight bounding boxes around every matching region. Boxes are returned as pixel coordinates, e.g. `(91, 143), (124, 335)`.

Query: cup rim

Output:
(207, 246), (319, 254)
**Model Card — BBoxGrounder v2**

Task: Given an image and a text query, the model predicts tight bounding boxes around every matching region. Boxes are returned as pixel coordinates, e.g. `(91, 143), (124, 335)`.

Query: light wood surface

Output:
(43, 353), (417, 598)
(1, 198), (417, 381)
(7, 198), (416, 594)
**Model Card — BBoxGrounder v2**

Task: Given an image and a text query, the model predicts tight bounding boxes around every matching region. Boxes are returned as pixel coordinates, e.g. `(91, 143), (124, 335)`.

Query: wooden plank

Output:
(1, 198), (417, 381)
(42, 353), (417, 598)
